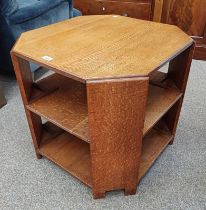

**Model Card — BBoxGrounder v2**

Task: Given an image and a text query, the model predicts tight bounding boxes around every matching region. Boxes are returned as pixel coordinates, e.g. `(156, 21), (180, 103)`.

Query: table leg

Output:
(87, 77), (148, 198)
(165, 43), (195, 144)
(11, 55), (42, 159)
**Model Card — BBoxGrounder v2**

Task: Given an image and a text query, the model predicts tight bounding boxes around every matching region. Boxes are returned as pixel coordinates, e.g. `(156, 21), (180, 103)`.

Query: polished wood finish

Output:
(139, 128), (173, 179)
(161, 0), (206, 60)
(11, 16), (194, 199)
(12, 16), (193, 82)
(144, 77), (182, 135)
(167, 44), (195, 93)
(39, 124), (173, 189)
(11, 55), (42, 159)
(0, 87), (6, 108)
(74, 0), (154, 20)
(40, 125), (92, 187)
(87, 78), (148, 198)
(26, 72), (182, 142)
(164, 43), (195, 143)
(27, 74), (89, 142)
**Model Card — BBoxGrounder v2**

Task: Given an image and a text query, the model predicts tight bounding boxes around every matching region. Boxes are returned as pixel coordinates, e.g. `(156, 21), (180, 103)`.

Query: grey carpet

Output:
(0, 60), (206, 210)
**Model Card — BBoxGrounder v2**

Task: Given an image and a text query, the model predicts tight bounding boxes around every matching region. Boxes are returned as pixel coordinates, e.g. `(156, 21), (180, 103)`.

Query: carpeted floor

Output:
(0, 60), (206, 210)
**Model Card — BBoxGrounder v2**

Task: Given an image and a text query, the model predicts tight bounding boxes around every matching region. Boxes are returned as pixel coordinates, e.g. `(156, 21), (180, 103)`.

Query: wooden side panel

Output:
(11, 54), (42, 158)
(164, 98), (183, 137)
(11, 55), (33, 104)
(164, 44), (194, 142)
(168, 43), (195, 92)
(87, 78), (148, 198)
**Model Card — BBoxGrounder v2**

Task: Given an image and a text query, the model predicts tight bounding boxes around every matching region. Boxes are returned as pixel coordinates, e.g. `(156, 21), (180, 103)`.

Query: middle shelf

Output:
(27, 73), (182, 143)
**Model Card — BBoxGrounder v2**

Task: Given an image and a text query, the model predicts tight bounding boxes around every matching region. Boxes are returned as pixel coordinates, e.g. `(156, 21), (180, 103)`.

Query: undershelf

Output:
(39, 124), (92, 187)
(27, 72), (181, 142)
(39, 122), (172, 187)
(138, 128), (173, 180)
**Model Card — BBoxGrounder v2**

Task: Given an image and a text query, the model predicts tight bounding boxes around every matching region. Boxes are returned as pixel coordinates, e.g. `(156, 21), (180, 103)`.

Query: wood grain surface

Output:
(39, 127), (92, 187)
(139, 127), (172, 180)
(168, 43), (195, 92)
(27, 72), (182, 142)
(12, 15), (193, 82)
(87, 78), (148, 198)
(144, 82), (182, 135)
(164, 43), (194, 143)
(11, 55), (43, 158)
(27, 74), (89, 142)
(11, 15), (194, 199)
(39, 122), (172, 190)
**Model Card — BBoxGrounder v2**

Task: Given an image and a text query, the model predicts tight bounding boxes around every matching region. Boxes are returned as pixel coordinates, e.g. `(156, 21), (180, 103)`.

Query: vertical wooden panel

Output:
(11, 55), (33, 104)
(164, 98), (183, 138)
(11, 54), (42, 158)
(168, 43), (195, 92)
(25, 111), (43, 158)
(87, 77), (149, 198)
(164, 44), (194, 143)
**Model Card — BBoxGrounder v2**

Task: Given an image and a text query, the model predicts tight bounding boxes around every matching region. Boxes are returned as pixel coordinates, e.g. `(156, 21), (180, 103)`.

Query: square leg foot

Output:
(36, 153), (43, 159)
(124, 188), (137, 196)
(93, 191), (106, 199)
(169, 137), (175, 145)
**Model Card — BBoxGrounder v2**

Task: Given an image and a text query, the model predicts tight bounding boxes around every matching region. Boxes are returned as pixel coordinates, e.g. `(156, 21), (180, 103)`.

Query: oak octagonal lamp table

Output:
(11, 15), (194, 199)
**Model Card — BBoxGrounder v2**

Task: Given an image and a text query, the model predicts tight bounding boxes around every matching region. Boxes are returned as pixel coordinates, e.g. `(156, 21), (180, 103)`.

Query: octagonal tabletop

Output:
(12, 15), (193, 83)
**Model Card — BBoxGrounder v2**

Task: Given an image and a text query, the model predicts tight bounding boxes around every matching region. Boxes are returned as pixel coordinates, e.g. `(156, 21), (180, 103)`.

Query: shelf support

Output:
(87, 77), (149, 199)
(11, 55), (42, 159)
(168, 43), (195, 92)
(165, 43), (195, 143)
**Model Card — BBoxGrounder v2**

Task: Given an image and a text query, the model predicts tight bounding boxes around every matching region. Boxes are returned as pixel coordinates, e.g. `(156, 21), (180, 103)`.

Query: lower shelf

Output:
(39, 125), (172, 188)
(138, 128), (173, 180)
(39, 127), (92, 187)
